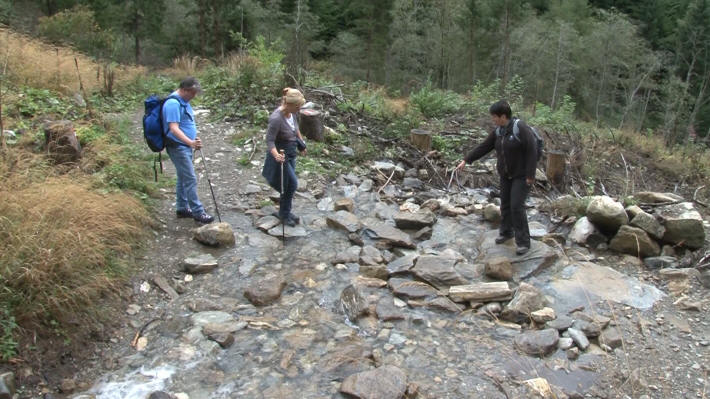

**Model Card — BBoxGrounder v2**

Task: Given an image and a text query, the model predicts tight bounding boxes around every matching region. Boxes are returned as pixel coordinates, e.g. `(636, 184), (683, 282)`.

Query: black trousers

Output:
(499, 176), (531, 248)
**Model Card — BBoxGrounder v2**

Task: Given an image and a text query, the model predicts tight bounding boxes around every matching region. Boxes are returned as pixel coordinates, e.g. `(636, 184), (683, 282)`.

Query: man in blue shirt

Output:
(163, 77), (214, 224)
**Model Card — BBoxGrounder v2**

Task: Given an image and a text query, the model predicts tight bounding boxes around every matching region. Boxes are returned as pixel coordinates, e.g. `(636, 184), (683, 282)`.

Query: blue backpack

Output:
(496, 118), (544, 161)
(143, 94), (183, 180)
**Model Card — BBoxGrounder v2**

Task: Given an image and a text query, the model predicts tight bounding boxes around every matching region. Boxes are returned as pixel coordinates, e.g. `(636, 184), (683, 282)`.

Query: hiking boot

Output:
(176, 208), (193, 218)
(495, 235), (513, 244)
(283, 215), (297, 227)
(194, 212), (215, 224)
(289, 213), (300, 224)
(516, 246), (530, 255)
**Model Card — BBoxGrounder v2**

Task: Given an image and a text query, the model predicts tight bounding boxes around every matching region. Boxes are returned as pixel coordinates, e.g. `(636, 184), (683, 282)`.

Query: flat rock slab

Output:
(411, 255), (468, 289)
(546, 262), (665, 312)
(386, 254), (418, 276)
(364, 222), (415, 249)
(340, 365), (408, 399)
(376, 297), (406, 321)
(267, 225), (308, 238)
(478, 231), (558, 280)
(393, 210), (437, 230)
(448, 282), (512, 303)
(327, 210), (362, 233)
(256, 215), (281, 232)
(388, 278), (439, 299)
(191, 311), (236, 327)
(183, 254), (219, 274)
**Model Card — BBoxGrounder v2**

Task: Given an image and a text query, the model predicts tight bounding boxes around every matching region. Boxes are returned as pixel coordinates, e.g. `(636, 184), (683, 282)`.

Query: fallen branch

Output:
(693, 185), (708, 207)
(376, 168), (396, 196)
(131, 317), (161, 348)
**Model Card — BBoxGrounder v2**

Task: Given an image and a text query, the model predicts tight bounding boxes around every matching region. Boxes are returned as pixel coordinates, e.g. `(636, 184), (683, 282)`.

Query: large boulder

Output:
(609, 225), (661, 258)
(656, 202), (705, 249)
(514, 329), (559, 357)
(501, 282), (549, 323)
(183, 254), (219, 274)
(44, 120), (82, 164)
(244, 274), (287, 306)
(586, 196), (628, 234)
(569, 217), (607, 247)
(193, 222), (236, 246)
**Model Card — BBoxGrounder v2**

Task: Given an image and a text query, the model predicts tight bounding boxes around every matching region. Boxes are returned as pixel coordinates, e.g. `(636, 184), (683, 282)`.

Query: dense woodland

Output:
(3, 0), (710, 145)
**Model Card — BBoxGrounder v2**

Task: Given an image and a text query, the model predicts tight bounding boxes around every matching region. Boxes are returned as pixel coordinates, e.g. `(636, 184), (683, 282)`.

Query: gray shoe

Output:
(515, 246), (530, 255)
(495, 235), (513, 244)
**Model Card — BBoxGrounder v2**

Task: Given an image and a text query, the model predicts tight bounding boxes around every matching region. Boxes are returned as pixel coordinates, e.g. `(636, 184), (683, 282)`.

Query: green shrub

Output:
(0, 304), (18, 361)
(528, 95), (577, 133)
(409, 82), (462, 118)
(38, 5), (115, 58)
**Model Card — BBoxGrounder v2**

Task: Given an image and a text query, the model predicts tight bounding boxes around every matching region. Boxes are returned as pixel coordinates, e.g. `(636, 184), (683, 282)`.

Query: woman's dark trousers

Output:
(499, 176), (531, 248)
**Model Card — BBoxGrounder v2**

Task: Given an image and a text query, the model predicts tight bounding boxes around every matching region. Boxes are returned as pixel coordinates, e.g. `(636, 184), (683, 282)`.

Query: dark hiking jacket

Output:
(464, 118), (537, 180)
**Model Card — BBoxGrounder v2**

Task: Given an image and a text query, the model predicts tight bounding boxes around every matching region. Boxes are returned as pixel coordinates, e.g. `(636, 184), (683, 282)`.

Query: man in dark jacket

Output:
(456, 100), (537, 255)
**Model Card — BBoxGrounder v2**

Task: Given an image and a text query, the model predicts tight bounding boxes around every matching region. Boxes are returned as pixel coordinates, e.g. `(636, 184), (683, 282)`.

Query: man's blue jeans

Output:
(166, 141), (204, 215)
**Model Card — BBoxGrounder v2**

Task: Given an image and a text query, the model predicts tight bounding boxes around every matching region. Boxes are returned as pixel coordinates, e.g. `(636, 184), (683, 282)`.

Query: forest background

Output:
(3, 0), (710, 144)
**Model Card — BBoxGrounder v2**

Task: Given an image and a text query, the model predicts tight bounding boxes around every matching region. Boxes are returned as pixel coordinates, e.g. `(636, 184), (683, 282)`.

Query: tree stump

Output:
(44, 120), (82, 164)
(410, 129), (432, 152)
(545, 150), (567, 186)
(299, 109), (324, 142)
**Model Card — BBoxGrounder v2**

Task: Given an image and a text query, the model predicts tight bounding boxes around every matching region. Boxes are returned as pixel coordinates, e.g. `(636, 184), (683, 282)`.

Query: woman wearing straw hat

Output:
(261, 87), (307, 227)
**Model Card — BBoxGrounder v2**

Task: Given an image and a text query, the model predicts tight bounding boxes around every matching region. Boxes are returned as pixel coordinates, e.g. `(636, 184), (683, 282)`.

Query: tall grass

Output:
(0, 151), (150, 327)
(0, 27), (145, 95)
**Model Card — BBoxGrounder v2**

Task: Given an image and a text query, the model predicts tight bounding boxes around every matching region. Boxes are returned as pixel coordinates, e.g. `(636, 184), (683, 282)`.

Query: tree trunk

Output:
(501, 0), (511, 88)
(551, 24), (564, 110)
(410, 129), (432, 152)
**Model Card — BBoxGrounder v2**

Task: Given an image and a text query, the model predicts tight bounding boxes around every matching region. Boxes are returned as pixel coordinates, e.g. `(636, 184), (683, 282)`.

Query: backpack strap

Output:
(512, 118), (521, 142)
(161, 94), (188, 134)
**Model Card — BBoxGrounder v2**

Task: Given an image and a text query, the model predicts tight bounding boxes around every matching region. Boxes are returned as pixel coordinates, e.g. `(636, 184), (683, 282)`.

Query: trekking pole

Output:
(197, 148), (222, 223)
(280, 149), (285, 243)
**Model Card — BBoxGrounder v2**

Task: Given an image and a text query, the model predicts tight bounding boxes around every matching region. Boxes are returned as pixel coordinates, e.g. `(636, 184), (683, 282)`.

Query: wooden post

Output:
(545, 150), (566, 186)
(410, 129), (432, 152)
(298, 108), (324, 142)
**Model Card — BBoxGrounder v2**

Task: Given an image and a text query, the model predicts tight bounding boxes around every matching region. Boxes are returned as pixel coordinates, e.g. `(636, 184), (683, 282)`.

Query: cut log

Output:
(448, 282), (513, 303)
(299, 109), (324, 142)
(410, 129), (432, 152)
(545, 150), (566, 186)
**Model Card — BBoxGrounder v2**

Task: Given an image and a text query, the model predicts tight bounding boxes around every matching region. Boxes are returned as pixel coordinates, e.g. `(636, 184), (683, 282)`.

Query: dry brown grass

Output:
(170, 54), (211, 78)
(0, 27), (146, 95)
(0, 150), (150, 326)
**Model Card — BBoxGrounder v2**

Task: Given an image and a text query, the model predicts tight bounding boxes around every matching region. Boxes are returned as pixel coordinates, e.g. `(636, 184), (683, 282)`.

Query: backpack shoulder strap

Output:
(512, 118), (521, 141)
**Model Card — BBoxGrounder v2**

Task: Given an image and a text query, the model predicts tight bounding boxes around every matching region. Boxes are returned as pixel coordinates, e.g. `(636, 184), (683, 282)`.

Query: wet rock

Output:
(643, 256), (678, 269)
(244, 274), (287, 306)
(365, 223), (415, 249)
(0, 372), (14, 399)
(193, 222), (235, 247)
(203, 321), (247, 335)
(586, 196), (628, 234)
(700, 270), (710, 289)
(340, 365), (408, 399)
(484, 257), (513, 281)
(359, 265), (389, 280)
(566, 347), (580, 360)
(191, 311), (235, 327)
(528, 221), (548, 238)
(412, 226), (432, 240)
(609, 225), (660, 258)
(572, 320), (601, 338)
(207, 332), (234, 348)
(483, 204), (501, 223)
(478, 231), (558, 280)
(393, 210), (436, 230)
(420, 198), (440, 212)
(341, 285), (369, 321)
(361, 246), (383, 263)
(256, 215), (281, 232)
(386, 254), (418, 276)
(359, 179), (373, 192)
(441, 204), (467, 217)
(183, 254), (219, 274)
(546, 315), (574, 331)
(376, 297), (406, 321)
(656, 202), (705, 248)
(425, 297), (463, 313)
(327, 210), (361, 233)
(349, 232), (365, 246)
(448, 282), (512, 303)
(514, 328), (559, 357)
(629, 211), (665, 240)
(531, 307), (556, 324)
(389, 278), (439, 299)
(501, 283), (548, 323)
(334, 246), (362, 264)
(566, 327), (590, 350)
(411, 255), (468, 290)
(320, 343), (374, 380)
(267, 224), (308, 238)
(148, 393), (172, 399)
(335, 198), (355, 212)
(483, 302), (502, 315)
(599, 328), (623, 349)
